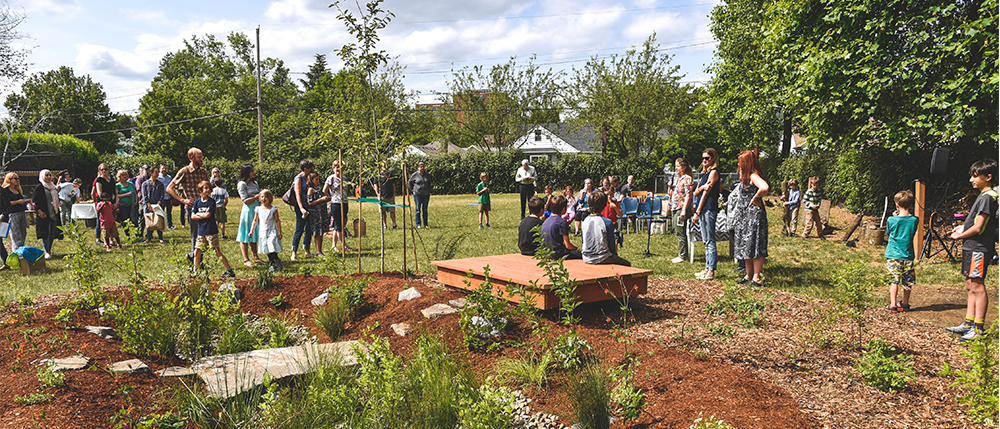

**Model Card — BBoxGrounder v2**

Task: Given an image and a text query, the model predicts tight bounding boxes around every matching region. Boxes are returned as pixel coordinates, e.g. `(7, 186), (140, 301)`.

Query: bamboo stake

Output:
(358, 152), (362, 274)
(401, 152), (407, 275)
(339, 149), (345, 260)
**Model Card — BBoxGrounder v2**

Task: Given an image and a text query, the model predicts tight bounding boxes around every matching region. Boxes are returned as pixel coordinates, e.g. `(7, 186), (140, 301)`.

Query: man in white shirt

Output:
(58, 178), (82, 225)
(514, 159), (537, 219)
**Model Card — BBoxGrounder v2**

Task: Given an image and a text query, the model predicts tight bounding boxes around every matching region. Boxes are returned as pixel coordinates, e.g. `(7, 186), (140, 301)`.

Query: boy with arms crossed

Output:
(191, 181), (236, 279)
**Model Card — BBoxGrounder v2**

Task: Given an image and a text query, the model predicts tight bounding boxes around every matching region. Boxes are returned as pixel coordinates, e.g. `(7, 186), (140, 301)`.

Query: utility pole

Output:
(256, 25), (263, 163)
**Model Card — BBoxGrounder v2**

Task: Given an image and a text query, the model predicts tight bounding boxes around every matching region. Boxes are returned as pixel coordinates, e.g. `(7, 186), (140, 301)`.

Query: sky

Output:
(7, 0), (719, 115)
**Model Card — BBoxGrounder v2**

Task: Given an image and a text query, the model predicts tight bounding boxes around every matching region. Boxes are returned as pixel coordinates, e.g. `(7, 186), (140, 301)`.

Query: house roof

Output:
(406, 141), (466, 157)
(517, 123), (602, 154)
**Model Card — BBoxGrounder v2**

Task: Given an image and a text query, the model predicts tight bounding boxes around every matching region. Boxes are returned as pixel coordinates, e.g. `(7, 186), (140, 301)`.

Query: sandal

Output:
(243, 260), (253, 267)
(736, 277), (750, 285)
(895, 302), (910, 312)
(885, 304), (898, 313)
(751, 279), (764, 287)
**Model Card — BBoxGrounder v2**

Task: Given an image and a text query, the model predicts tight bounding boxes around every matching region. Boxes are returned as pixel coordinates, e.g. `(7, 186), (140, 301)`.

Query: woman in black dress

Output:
(733, 150), (770, 286)
(32, 169), (63, 259)
(0, 172), (29, 269)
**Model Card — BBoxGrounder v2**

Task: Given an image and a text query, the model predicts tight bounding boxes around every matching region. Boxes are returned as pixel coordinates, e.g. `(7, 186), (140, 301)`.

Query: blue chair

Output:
(636, 200), (652, 232)
(650, 196), (663, 220)
(619, 197), (638, 233)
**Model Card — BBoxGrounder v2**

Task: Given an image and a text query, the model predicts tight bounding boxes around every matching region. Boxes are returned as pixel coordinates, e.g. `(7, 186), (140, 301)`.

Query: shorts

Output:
(103, 224), (119, 241)
(885, 258), (916, 289)
(380, 195), (396, 213)
(576, 210), (590, 222)
(962, 250), (991, 279)
(479, 203), (491, 212)
(215, 207), (227, 224)
(195, 234), (220, 250)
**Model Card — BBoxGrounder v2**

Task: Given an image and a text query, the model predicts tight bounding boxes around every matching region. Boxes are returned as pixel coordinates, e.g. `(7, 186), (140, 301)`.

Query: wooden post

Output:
(339, 149), (345, 260)
(914, 180), (926, 255)
(358, 152), (363, 274)
(840, 214), (864, 241)
(401, 153), (407, 275)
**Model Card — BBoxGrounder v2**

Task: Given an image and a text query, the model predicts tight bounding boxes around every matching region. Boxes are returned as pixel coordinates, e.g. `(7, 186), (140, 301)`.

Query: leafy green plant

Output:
(567, 362), (613, 429)
(704, 283), (772, 328)
(940, 323), (999, 425)
(853, 337), (915, 392)
(13, 392), (54, 405)
(689, 413), (736, 429)
(833, 260), (881, 349)
(269, 293), (286, 308)
(52, 308), (74, 325)
(707, 322), (736, 338)
(458, 382), (516, 429)
(550, 330), (592, 370)
(254, 264), (275, 289)
(58, 221), (104, 309)
(37, 362), (66, 388)
(800, 305), (846, 350)
(216, 314), (256, 355)
(298, 265), (313, 277)
(16, 293), (32, 306)
(498, 351), (552, 388)
(532, 238), (582, 327)
(609, 356), (645, 422)
(459, 266), (514, 350)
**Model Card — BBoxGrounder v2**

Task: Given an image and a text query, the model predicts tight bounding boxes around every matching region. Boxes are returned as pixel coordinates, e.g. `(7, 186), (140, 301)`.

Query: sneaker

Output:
(168, 226), (177, 230)
(959, 328), (983, 342)
(221, 269), (235, 279)
(485, 224), (491, 228)
(479, 224), (483, 229)
(222, 234), (228, 239)
(946, 321), (974, 335)
(695, 271), (714, 280)
(671, 256), (685, 263)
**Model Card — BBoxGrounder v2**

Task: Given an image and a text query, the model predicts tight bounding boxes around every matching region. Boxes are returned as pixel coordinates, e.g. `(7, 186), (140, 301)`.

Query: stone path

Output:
(191, 340), (365, 398)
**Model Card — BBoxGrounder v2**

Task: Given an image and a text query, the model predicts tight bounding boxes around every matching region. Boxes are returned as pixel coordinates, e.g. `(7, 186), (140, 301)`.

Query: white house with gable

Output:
(512, 123), (602, 162)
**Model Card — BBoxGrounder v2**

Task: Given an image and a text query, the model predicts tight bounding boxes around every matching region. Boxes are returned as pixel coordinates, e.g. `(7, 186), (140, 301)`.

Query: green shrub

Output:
(498, 351), (552, 388)
(37, 362), (66, 388)
(216, 314), (256, 355)
(458, 383), (516, 429)
(254, 264), (274, 289)
(940, 323), (999, 425)
(549, 331), (592, 370)
(459, 266), (514, 350)
(13, 392), (54, 405)
(9, 132), (100, 181)
(853, 337), (915, 392)
(704, 283), (772, 328)
(567, 362), (613, 429)
(689, 414), (736, 429)
(832, 260), (881, 348)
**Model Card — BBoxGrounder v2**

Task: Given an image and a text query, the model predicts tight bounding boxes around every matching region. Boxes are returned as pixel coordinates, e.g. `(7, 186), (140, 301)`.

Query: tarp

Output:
(13, 246), (44, 264)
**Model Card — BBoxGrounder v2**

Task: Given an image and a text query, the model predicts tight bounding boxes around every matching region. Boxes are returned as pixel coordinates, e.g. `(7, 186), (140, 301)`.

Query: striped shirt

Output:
(802, 188), (822, 212)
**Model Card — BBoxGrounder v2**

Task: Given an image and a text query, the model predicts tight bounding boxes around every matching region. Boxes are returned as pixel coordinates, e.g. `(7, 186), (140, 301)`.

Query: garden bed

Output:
(0, 271), (991, 428)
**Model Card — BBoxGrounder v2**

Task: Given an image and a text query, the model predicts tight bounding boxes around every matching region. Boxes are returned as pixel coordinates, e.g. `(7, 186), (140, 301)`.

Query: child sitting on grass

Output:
(581, 190), (630, 266)
(518, 196), (545, 256)
(946, 159), (998, 342)
(476, 172), (491, 229)
(191, 180), (235, 278)
(96, 192), (120, 250)
(884, 190), (918, 312)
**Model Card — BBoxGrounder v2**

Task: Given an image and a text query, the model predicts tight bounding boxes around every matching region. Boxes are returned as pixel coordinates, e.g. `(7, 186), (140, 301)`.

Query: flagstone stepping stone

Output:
(421, 303), (457, 319)
(84, 326), (119, 340)
(390, 323), (412, 336)
(191, 340), (365, 398)
(218, 282), (242, 302)
(52, 355), (91, 371)
(398, 287), (422, 301)
(156, 366), (196, 377)
(448, 297), (470, 308)
(311, 292), (329, 306)
(109, 359), (149, 374)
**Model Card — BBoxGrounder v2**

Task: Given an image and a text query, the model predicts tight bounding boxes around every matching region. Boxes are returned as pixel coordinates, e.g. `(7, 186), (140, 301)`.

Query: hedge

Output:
(7, 133), (100, 180)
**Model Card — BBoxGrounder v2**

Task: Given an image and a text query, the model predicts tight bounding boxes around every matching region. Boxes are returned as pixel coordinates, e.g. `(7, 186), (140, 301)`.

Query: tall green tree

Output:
(300, 53), (332, 91)
(566, 34), (693, 158)
(443, 55), (564, 149)
(4, 66), (119, 153)
(135, 33), (299, 163)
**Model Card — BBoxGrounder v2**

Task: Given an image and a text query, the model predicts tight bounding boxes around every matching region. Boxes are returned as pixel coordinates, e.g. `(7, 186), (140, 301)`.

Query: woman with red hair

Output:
(733, 150), (770, 286)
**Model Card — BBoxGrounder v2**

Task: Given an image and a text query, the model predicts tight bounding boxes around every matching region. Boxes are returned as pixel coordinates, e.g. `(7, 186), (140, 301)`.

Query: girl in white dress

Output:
(249, 189), (284, 270)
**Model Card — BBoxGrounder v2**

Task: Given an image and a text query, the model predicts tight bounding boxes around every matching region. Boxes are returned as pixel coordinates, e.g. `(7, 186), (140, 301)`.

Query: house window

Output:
(530, 155), (549, 163)
(534, 130), (542, 141)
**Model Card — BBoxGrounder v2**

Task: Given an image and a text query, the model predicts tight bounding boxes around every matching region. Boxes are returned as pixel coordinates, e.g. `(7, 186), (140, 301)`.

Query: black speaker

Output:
(930, 147), (949, 174)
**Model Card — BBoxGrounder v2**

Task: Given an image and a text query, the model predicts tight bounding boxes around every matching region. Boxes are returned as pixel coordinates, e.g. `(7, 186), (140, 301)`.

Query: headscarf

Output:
(39, 169), (59, 213)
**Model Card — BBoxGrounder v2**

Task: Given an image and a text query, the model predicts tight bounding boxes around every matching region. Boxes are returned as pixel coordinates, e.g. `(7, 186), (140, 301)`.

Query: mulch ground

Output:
(0, 271), (991, 428)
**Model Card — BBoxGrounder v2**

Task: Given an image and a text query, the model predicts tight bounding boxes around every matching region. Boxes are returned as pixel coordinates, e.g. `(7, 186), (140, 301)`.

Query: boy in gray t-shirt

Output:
(581, 190), (630, 266)
(211, 180), (230, 239)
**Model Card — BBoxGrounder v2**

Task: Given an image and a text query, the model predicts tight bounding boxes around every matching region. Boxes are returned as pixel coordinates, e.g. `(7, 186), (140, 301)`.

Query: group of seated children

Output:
(519, 190), (630, 267)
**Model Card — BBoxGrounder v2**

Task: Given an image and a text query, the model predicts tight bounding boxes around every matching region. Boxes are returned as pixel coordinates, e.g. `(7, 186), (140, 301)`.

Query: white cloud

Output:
(119, 8), (178, 26)
(18, 0), (82, 18)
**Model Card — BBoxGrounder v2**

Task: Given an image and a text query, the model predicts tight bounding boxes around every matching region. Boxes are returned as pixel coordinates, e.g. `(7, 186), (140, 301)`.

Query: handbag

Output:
(0, 221), (8, 238)
(144, 211), (165, 231)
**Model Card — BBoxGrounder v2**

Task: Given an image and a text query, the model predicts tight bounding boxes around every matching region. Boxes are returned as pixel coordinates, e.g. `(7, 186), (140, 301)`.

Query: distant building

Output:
(404, 141), (467, 158)
(511, 123), (603, 163)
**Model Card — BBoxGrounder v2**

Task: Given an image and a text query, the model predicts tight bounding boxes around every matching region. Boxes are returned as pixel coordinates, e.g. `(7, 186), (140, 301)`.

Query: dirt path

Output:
(896, 283), (999, 328)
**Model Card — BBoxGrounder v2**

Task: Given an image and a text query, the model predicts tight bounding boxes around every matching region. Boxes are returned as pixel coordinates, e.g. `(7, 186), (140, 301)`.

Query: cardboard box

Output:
(19, 257), (45, 276)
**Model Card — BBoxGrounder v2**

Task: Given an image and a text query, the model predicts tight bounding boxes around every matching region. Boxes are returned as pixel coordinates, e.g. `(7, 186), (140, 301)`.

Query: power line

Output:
(70, 108), (254, 137)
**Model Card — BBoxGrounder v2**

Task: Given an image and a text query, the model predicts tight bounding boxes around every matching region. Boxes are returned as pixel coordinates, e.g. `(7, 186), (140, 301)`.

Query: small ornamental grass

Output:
(567, 362), (613, 429)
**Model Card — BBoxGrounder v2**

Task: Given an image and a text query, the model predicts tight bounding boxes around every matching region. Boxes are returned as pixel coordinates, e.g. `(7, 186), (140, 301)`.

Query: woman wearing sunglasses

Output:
(691, 148), (721, 280)
(32, 169), (63, 259)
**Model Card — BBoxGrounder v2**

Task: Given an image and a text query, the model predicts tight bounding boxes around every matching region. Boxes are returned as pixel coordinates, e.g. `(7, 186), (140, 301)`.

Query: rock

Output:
(421, 303), (457, 319)
(471, 316), (507, 338)
(311, 292), (329, 306)
(109, 359), (149, 374)
(397, 287), (422, 301)
(218, 282), (243, 302)
(156, 366), (196, 377)
(192, 340), (366, 398)
(390, 323), (412, 336)
(52, 355), (90, 371)
(448, 297), (470, 308)
(83, 326), (119, 340)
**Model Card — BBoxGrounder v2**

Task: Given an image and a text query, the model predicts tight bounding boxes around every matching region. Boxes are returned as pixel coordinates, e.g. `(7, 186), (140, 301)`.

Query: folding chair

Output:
(619, 197), (638, 234)
(636, 200), (652, 232)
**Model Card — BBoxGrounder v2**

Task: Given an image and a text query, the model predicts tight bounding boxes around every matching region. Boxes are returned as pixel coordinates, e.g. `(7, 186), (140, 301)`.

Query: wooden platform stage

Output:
(432, 254), (652, 310)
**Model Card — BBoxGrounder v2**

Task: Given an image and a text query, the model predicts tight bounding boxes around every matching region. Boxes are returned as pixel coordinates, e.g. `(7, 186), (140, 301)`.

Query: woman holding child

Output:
(732, 150), (769, 286)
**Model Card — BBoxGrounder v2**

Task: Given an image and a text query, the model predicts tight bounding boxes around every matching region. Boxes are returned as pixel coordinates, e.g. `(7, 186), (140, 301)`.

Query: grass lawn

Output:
(3, 193), (994, 303)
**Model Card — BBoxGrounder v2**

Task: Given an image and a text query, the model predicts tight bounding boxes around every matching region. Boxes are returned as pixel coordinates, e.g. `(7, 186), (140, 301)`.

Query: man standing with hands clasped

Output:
(515, 159), (537, 219)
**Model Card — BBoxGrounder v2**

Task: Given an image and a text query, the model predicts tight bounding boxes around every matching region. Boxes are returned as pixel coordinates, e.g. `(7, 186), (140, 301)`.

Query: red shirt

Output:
(602, 199), (620, 225)
(96, 201), (116, 230)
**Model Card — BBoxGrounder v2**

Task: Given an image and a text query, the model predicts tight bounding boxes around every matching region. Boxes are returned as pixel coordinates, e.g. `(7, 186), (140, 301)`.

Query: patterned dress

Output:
(255, 205), (282, 255)
(307, 187), (329, 237)
(733, 182), (768, 259)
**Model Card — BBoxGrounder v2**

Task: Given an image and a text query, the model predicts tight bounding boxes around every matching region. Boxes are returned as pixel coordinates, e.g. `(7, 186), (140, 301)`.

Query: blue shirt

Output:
(885, 214), (918, 261)
(541, 215), (570, 258)
(787, 189), (800, 208)
(193, 197), (218, 236)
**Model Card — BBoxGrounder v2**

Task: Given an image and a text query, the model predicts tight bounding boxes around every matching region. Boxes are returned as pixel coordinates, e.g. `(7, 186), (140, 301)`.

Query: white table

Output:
(71, 203), (97, 220)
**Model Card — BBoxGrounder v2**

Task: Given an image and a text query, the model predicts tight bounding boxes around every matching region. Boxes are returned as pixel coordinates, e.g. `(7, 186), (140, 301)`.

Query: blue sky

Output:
(9, 0), (719, 114)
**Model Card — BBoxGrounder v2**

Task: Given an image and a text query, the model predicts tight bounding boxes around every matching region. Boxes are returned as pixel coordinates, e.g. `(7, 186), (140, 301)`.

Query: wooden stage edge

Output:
(431, 254), (652, 310)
